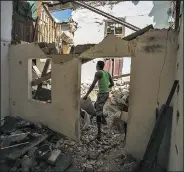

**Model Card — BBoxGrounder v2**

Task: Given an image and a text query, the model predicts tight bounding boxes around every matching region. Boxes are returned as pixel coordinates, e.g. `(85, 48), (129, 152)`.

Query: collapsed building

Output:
(1, 1), (184, 172)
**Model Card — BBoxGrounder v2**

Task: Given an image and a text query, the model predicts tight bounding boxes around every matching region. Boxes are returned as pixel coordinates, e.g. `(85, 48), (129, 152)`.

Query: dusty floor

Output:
(58, 118), (136, 172)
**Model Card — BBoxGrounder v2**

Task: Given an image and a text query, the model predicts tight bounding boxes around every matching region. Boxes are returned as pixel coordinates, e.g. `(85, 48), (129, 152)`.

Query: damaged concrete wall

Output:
(79, 35), (133, 59)
(168, 5), (184, 171)
(1, 1), (13, 118)
(125, 29), (177, 160)
(9, 43), (81, 141)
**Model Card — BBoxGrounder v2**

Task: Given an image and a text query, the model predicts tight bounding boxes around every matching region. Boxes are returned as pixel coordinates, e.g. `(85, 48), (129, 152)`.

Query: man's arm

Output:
(108, 73), (114, 88)
(83, 72), (102, 99)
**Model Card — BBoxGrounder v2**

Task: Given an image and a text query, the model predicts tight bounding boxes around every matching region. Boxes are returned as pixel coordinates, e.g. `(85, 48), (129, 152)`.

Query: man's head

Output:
(96, 61), (105, 71)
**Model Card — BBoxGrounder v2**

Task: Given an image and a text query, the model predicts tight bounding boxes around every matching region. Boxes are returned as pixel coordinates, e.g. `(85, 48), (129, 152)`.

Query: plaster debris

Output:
(0, 84), (135, 172)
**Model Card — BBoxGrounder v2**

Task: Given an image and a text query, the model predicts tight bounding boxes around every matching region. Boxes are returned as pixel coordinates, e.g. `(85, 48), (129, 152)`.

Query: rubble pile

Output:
(0, 114), (137, 172)
(104, 89), (129, 131)
(59, 118), (127, 172)
(110, 90), (129, 112)
(0, 116), (74, 172)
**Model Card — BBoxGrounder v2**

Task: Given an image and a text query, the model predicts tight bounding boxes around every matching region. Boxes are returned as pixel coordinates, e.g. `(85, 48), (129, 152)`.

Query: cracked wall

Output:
(125, 29), (177, 162)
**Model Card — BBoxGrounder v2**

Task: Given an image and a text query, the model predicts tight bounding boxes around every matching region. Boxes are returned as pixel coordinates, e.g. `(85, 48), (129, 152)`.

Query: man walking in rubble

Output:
(83, 61), (114, 140)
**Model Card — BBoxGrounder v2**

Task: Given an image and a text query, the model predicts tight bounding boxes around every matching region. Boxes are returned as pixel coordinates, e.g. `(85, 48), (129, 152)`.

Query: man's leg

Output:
(95, 93), (109, 140)
(101, 93), (109, 125)
(96, 116), (101, 140)
(95, 94), (103, 140)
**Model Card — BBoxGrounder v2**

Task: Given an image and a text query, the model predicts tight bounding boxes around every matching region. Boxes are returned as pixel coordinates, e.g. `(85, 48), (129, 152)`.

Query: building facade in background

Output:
(72, 1), (172, 83)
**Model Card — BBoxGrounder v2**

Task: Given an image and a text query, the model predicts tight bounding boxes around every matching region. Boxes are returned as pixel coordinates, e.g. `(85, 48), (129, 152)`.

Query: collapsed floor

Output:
(0, 87), (138, 172)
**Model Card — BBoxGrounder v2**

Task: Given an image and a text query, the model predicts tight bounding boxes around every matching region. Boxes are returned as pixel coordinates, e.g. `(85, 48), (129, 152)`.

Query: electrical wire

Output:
(156, 29), (170, 106)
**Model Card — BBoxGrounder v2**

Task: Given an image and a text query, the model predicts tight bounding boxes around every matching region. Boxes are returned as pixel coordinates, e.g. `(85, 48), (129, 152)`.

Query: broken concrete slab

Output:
(6, 134), (48, 160)
(47, 149), (61, 165)
(79, 35), (131, 59)
(53, 154), (73, 171)
(1, 132), (30, 147)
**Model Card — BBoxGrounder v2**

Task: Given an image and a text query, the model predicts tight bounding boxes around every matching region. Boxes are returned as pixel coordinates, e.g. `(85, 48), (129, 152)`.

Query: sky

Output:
(52, 9), (72, 22)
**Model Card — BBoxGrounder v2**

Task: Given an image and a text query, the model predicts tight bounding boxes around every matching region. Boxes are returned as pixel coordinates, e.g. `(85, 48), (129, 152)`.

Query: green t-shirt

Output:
(98, 70), (109, 93)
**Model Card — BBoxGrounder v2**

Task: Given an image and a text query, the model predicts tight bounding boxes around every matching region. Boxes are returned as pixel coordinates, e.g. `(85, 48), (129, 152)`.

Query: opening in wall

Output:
(29, 58), (52, 103)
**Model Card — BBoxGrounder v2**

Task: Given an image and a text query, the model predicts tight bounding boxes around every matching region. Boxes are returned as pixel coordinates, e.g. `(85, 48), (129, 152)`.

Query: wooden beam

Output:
(175, 0), (181, 31)
(31, 72), (51, 86)
(113, 73), (130, 79)
(43, 5), (55, 22)
(32, 55), (78, 86)
(37, 59), (50, 88)
(123, 25), (153, 41)
(33, 17), (39, 42)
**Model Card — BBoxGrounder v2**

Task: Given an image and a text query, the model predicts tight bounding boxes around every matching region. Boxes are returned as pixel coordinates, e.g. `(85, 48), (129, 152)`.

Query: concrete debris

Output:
(103, 88), (129, 136)
(0, 85), (132, 172)
(80, 109), (91, 130)
(80, 97), (96, 117)
(110, 90), (129, 112)
(37, 42), (59, 55)
(0, 116), (73, 172)
(47, 149), (61, 165)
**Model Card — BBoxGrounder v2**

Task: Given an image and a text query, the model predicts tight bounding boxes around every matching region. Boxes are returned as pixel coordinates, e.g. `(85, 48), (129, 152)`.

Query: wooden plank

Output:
(43, 5), (55, 22)
(36, 59), (51, 89)
(31, 72), (51, 86)
(123, 25), (153, 41)
(112, 73), (130, 79)
(32, 17), (39, 42)
(175, 0), (181, 30)
(6, 134), (48, 160)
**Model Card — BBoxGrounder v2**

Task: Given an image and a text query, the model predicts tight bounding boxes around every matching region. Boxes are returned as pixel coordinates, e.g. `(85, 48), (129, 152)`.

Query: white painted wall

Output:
(1, 1), (13, 118)
(72, 1), (171, 83)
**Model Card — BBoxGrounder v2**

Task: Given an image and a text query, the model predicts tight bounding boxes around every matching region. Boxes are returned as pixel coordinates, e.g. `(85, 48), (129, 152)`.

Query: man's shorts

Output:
(95, 92), (109, 117)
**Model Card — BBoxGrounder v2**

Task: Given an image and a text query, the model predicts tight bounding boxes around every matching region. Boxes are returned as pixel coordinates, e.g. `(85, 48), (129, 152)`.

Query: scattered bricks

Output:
(47, 149), (61, 165)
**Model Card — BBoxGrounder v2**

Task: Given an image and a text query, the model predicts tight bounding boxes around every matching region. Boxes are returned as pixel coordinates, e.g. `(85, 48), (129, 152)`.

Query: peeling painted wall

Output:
(1, 1), (13, 118)
(9, 43), (81, 141)
(125, 29), (177, 161)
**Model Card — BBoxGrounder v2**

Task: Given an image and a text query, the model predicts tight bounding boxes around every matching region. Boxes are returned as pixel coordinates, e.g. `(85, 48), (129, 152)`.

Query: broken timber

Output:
(113, 73), (130, 79)
(36, 59), (51, 90)
(32, 72), (51, 86)
(123, 25), (153, 41)
(6, 134), (48, 160)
